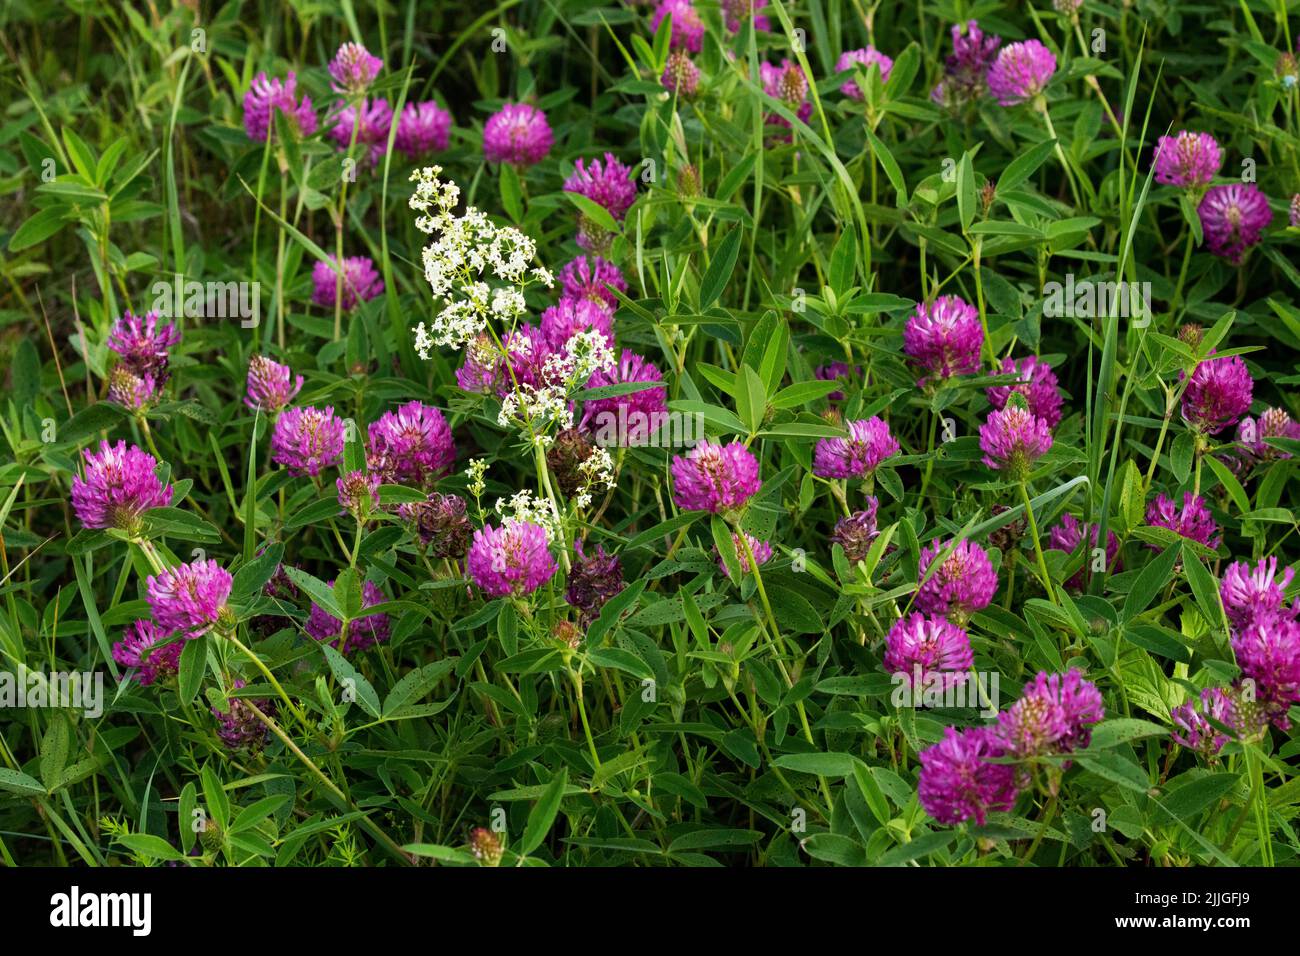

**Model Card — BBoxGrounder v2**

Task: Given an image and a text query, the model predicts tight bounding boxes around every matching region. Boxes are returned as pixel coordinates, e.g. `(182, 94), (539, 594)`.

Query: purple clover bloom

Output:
(815, 362), (858, 401)
(483, 103), (553, 167)
(398, 492), (472, 558)
(987, 39), (1057, 106)
(560, 255), (627, 309)
(716, 532), (773, 576)
(979, 406), (1053, 477)
(1198, 184), (1273, 264)
(566, 540), (625, 625)
(367, 401), (456, 488)
(271, 406), (346, 477)
(540, 297), (615, 351)
(812, 416), (900, 479)
(722, 0), (770, 33)
(760, 60), (812, 135)
(328, 98), (393, 165)
(112, 620), (182, 687)
(245, 355), (303, 415)
(916, 538), (997, 621)
(670, 441), (762, 514)
(108, 367), (159, 411)
(394, 101), (452, 158)
(1221, 557), (1296, 630)
(662, 51), (701, 97)
(904, 295), (983, 385)
(1231, 612), (1300, 729)
(1181, 353), (1253, 434)
(1234, 407), (1300, 466)
(581, 350), (668, 445)
(146, 558), (233, 639)
(212, 679), (274, 752)
(986, 356), (1063, 428)
(243, 72), (317, 143)
(999, 668), (1104, 756)
(311, 256), (384, 311)
(71, 440), (174, 533)
(1153, 131), (1222, 189)
(831, 498), (880, 563)
(467, 520), (558, 597)
(564, 153), (637, 223)
(931, 21), (1001, 107)
(883, 613), (974, 690)
(337, 470), (381, 519)
(1171, 688), (1235, 758)
(918, 726), (1019, 826)
(651, 0), (706, 53)
(108, 310), (180, 385)
(328, 42), (383, 95)
(1047, 514), (1121, 591)
(1145, 492), (1221, 549)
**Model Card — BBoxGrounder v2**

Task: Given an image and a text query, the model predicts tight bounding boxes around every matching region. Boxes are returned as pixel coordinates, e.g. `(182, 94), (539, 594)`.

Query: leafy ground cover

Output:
(2, 0), (1300, 867)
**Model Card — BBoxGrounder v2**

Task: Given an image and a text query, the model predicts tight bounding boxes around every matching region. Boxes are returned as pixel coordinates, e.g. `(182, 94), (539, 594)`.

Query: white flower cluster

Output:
(543, 330), (616, 386)
(498, 384), (574, 446)
(408, 166), (553, 355)
(494, 490), (562, 542)
(466, 458), (489, 498)
(572, 446), (617, 510)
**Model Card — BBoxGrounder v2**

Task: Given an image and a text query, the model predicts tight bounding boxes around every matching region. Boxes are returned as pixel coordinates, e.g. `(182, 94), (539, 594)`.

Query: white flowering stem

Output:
(1019, 480), (1060, 607)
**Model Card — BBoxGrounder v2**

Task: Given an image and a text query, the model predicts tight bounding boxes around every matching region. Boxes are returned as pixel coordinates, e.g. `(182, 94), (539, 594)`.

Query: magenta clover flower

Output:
(146, 558), (233, 639)
(812, 416), (899, 479)
(270, 406), (347, 478)
(916, 538), (998, 622)
(467, 520), (558, 597)
(670, 441), (762, 514)
(71, 440), (174, 533)
(483, 103), (553, 167)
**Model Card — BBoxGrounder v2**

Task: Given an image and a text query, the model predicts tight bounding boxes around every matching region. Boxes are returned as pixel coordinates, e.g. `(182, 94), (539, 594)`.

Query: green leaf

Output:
(1120, 544), (1180, 623)
(383, 659), (457, 718)
(564, 191), (618, 233)
(0, 767), (45, 797)
(997, 139), (1059, 195)
(712, 515), (741, 582)
(737, 365), (767, 433)
(178, 635), (207, 704)
(39, 716), (69, 792)
(1086, 718), (1170, 750)
(115, 833), (187, 862)
(320, 643), (382, 719)
(9, 206), (69, 251)
(1154, 772), (1238, 827)
(1182, 545), (1225, 629)
(284, 566), (341, 618)
(499, 163), (523, 222)
(864, 127), (906, 205)
(697, 227), (742, 310)
(772, 752), (856, 776)
(521, 767), (568, 855)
